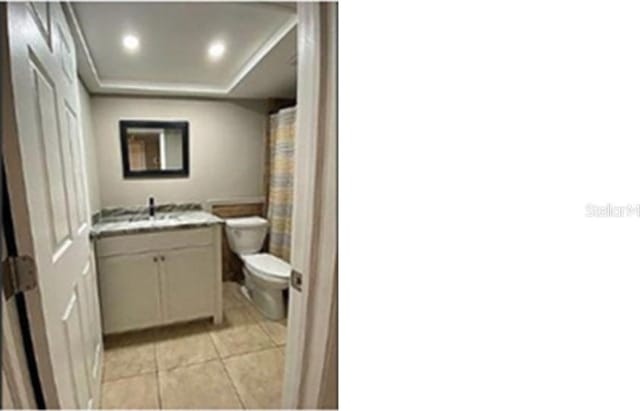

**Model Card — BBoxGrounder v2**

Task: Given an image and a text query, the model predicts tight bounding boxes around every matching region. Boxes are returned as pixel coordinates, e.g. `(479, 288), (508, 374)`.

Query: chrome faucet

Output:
(149, 196), (155, 217)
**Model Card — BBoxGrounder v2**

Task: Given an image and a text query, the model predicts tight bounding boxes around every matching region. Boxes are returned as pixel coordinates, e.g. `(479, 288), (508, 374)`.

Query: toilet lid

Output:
(225, 216), (268, 228)
(244, 253), (291, 279)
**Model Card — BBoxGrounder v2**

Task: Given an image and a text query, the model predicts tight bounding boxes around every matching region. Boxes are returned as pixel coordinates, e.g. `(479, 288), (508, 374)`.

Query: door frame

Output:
(2, 295), (38, 409)
(2, 170), (41, 409)
(282, 2), (338, 408)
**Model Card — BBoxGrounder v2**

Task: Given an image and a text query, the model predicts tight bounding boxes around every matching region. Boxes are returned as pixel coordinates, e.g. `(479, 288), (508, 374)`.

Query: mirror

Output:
(120, 120), (189, 178)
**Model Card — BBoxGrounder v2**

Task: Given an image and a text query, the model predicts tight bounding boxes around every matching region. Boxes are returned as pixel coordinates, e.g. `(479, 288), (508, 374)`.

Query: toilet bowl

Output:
(225, 217), (291, 320)
(242, 253), (290, 319)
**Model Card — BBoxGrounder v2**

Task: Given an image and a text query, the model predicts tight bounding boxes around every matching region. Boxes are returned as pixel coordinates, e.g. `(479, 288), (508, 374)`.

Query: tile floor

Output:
(100, 281), (288, 409)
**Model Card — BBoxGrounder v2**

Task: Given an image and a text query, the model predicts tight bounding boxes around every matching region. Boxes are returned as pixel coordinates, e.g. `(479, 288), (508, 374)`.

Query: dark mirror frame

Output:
(119, 120), (190, 179)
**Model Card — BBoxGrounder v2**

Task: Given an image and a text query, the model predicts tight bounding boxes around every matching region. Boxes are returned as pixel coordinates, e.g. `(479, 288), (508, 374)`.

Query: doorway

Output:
(1, 2), (337, 409)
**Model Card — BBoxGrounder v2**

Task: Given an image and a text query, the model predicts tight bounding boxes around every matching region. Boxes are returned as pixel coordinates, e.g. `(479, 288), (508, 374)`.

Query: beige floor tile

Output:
(158, 360), (243, 409)
(224, 305), (262, 327)
(224, 282), (290, 335)
(223, 281), (249, 309)
(101, 373), (159, 409)
(210, 307), (275, 358)
(236, 298), (288, 347)
(260, 319), (288, 346)
(244, 300), (269, 321)
(210, 324), (275, 358)
(223, 348), (285, 409)
(103, 328), (158, 348)
(102, 330), (157, 381)
(155, 321), (219, 370)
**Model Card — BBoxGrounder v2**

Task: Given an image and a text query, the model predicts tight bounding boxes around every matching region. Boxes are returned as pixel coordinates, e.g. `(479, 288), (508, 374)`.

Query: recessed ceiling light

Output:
(122, 34), (139, 52)
(208, 42), (225, 60)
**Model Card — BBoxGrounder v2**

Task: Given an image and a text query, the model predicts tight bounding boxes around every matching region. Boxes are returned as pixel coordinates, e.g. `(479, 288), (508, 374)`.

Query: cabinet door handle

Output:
(153, 256), (158, 262)
(160, 256), (165, 262)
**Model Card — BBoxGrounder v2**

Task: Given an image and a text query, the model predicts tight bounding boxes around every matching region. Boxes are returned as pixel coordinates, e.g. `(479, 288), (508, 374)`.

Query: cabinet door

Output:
(98, 253), (162, 334)
(161, 247), (216, 324)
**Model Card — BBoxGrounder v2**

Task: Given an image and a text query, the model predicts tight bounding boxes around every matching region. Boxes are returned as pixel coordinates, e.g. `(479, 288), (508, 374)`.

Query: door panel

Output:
(5, 3), (102, 407)
(63, 103), (88, 232)
(61, 292), (90, 409)
(27, 2), (50, 45)
(98, 253), (163, 334)
(161, 247), (216, 324)
(78, 261), (98, 395)
(55, 23), (74, 84)
(87, 250), (103, 382)
(30, 59), (73, 251)
(81, 258), (101, 382)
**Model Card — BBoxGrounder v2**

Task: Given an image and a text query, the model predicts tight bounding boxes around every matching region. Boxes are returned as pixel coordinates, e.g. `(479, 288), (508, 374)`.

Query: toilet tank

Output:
(225, 216), (269, 255)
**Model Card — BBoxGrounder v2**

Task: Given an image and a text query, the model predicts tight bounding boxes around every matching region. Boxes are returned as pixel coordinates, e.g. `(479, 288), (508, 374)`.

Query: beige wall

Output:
(91, 96), (268, 208)
(78, 80), (102, 214)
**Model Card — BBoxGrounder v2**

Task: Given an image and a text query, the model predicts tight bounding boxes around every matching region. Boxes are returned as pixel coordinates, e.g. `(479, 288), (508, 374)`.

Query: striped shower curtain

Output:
(267, 107), (296, 261)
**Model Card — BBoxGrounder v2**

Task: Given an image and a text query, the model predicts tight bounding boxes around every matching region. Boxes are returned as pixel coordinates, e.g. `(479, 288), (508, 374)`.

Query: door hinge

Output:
(291, 269), (303, 292)
(3, 255), (37, 299)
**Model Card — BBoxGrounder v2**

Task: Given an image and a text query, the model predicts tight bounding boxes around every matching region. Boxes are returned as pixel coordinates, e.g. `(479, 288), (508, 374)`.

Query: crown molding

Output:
(64, 2), (101, 85)
(226, 15), (298, 93)
(63, 3), (297, 97)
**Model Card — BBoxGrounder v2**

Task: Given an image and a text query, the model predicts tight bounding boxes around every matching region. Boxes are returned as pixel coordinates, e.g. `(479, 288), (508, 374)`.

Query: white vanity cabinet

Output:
(95, 226), (223, 334)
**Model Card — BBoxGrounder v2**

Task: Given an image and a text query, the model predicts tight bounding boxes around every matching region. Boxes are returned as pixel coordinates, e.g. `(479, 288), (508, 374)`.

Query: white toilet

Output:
(225, 216), (291, 320)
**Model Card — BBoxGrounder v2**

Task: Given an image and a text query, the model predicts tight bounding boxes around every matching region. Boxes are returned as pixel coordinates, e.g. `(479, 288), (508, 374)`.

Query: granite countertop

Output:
(90, 203), (224, 239)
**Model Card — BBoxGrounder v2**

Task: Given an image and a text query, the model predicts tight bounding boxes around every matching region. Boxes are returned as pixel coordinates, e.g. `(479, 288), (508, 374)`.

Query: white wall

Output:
(91, 96), (268, 208)
(78, 80), (102, 215)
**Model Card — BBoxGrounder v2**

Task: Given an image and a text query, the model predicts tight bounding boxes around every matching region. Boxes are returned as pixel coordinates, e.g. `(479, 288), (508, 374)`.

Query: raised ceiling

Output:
(65, 2), (297, 98)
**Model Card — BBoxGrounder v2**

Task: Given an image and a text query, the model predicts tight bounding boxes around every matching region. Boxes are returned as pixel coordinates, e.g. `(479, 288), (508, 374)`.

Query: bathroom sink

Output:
(99, 214), (179, 224)
(128, 214), (178, 222)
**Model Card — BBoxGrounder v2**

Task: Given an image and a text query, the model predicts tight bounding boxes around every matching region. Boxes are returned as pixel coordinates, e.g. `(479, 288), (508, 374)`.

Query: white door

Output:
(4, 2), (102, 408)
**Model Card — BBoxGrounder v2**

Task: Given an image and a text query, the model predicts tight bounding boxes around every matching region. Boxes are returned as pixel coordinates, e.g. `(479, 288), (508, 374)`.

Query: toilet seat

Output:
(243, 253), (291, 281)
